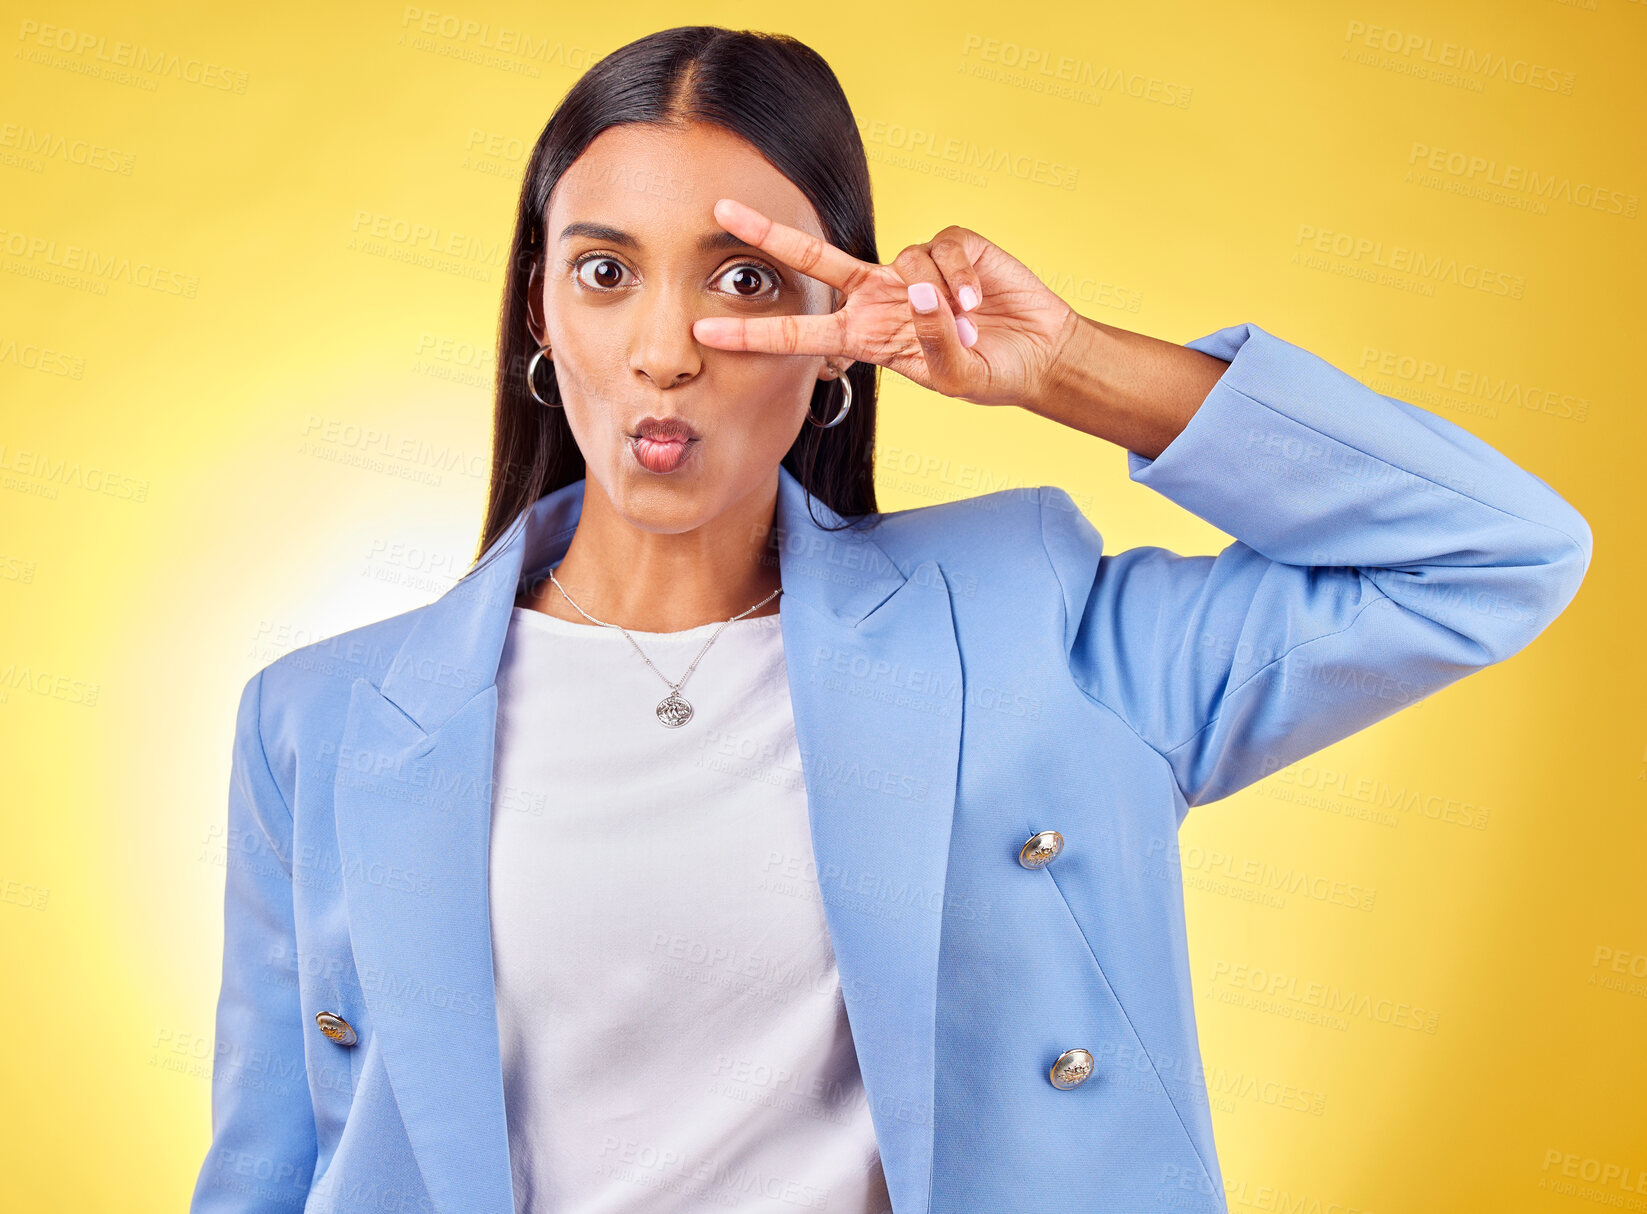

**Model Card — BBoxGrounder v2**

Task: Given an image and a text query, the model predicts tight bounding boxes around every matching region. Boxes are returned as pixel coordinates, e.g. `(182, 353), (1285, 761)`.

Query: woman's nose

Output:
(628, 289), (706, 387)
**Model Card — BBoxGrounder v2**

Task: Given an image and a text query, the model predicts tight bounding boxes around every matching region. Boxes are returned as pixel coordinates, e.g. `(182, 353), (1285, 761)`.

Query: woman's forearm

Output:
(1029, 312), (1232, 461)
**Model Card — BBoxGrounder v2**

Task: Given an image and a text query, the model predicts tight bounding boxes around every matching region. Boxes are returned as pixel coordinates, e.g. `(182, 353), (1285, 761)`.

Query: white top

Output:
(488, 591), (894, 1214)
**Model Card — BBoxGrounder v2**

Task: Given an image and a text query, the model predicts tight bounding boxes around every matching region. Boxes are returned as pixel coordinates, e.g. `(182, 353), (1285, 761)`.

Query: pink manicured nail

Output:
(908, 282), (939, 313)
(956, 316), (978, 347)
(958, 285), (979, 312)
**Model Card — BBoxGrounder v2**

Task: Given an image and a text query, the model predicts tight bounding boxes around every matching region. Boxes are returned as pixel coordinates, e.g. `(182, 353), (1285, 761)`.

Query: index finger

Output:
(691, 309), (852, 357)
(709, 197), (871, 296)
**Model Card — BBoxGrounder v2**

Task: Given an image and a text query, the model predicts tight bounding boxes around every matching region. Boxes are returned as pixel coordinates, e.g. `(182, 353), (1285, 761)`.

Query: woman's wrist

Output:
(1026, 312), (1231, 463)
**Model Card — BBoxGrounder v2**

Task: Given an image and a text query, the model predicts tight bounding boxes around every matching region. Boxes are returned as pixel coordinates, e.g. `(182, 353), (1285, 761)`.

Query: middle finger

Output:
(709, 197), (873, 296)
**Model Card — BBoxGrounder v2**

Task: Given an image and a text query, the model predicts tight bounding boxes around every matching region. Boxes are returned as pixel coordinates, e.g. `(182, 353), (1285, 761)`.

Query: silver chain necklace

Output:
(545, 565), (783, 728)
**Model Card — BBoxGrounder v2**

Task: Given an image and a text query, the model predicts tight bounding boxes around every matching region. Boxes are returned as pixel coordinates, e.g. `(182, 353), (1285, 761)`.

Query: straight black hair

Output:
(470, 24), (880, 574)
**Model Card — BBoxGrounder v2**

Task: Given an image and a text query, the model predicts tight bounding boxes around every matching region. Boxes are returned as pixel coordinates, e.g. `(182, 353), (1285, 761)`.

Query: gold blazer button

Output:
(314, 1010), (358, 1046)
(1049, 1047), (1095, 1090)
(1018, 829), (1065, 869)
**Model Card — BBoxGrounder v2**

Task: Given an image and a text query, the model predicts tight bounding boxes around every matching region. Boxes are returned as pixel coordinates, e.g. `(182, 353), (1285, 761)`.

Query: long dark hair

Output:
(470, 25), (880, 573)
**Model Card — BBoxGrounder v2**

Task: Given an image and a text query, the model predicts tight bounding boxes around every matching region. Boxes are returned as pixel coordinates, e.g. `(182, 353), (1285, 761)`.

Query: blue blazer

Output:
(191, 322), (1591, 1214)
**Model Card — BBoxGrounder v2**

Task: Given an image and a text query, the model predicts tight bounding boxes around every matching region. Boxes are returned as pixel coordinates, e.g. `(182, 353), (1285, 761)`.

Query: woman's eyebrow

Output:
(557, 221), (758, 255)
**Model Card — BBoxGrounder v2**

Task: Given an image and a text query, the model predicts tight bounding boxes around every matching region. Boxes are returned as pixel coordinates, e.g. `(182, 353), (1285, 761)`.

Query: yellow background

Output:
(2, 2), (1642, 1210)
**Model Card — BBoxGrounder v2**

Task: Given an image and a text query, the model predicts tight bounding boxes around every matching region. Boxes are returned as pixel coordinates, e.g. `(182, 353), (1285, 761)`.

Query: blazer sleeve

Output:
(190, 668), (318, 1212)
(1037, 321), (1593, 813)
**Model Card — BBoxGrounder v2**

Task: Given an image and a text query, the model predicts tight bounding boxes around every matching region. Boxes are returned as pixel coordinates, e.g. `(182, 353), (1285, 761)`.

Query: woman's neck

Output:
(515, 475), (784, 632)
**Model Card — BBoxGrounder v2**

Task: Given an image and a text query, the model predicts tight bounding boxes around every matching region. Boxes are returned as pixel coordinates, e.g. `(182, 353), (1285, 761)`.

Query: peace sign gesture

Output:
(691, 197), (1080, 413)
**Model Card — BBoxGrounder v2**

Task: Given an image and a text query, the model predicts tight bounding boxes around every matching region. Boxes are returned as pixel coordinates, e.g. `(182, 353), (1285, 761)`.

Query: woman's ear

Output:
(525, 257), (548, 347)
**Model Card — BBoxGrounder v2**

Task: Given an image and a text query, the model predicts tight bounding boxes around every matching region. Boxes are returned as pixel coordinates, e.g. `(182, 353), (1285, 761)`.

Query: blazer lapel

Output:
(332, 464), (961, 1214)
(778, 543), (962, 1214)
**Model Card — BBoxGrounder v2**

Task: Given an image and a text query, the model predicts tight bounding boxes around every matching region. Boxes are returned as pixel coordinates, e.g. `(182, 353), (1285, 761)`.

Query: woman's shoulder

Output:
(856, 484), (1084, 627)
(870, 482), (1082, 571)
(243, 602), (426, 729)
(220, 605), (427, 813)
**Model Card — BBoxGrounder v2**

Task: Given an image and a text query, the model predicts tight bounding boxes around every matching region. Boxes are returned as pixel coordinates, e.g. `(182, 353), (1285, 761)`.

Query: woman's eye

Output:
(716, 262), (781, 300)
(573, 256), (629, 291)
(567, 255), (779, 299)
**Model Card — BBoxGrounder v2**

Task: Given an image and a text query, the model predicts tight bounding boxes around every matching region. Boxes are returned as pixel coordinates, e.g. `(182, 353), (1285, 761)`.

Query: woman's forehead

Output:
(549, 123), (823, 242)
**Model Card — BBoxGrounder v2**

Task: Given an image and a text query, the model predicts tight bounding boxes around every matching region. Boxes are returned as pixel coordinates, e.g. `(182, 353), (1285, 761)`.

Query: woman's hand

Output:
(691, 197), (1081, 412)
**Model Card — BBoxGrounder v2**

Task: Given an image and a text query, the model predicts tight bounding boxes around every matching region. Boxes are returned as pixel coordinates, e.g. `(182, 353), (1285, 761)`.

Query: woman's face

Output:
(533, 121), (842, 531)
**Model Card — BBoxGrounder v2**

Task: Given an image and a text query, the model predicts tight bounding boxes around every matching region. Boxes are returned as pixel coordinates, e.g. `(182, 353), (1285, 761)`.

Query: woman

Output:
(191, 25), (1591, 1214)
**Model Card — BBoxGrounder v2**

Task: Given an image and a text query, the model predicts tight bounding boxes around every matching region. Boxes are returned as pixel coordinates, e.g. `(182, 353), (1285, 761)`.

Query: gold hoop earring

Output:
(807, 364), (852, 429)
(526, 342), (560, 408)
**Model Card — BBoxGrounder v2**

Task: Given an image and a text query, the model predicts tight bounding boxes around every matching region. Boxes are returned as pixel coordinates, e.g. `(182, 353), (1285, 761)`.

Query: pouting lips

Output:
(630, 434), (699, 474)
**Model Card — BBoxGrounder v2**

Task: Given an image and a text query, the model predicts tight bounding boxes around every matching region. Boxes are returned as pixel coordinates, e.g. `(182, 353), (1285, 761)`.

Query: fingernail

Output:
(956, 316), (978, 347)
(908, 282), (939, 313)
(958, 285), (979, 312)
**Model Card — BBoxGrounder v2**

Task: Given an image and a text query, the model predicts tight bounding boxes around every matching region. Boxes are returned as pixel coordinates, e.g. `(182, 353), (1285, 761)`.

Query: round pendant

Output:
(656, 691), (693, 728)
